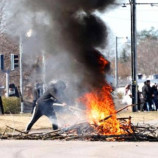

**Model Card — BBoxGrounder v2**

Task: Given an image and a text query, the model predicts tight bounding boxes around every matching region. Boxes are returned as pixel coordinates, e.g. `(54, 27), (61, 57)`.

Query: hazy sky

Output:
(100, 0), (158, 37)
(95, 0), (158, 57)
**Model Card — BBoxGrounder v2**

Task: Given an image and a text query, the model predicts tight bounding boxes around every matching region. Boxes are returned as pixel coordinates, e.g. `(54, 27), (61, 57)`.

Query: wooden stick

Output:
(6, 126), (27, 134)
(99, 103), (142, 122)
(69, 106), (85, 112)
(117, 116), (132, 120)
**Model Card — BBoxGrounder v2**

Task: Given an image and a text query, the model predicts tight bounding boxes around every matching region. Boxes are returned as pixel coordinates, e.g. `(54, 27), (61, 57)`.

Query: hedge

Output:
(2, 97), (21, 114)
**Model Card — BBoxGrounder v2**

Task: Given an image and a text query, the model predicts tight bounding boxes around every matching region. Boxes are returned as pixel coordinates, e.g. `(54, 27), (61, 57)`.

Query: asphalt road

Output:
(0, 140), (158, 158)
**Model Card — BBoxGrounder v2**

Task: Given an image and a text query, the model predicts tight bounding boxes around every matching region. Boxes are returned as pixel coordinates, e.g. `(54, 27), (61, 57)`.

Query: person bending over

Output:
(25, 80), (67, 133)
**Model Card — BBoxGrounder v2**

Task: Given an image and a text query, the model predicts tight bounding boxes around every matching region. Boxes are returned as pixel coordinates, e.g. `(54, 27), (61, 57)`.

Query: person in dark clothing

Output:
(31, 83), (40, 114)
(151, 84), (158, 111)
(25, 80), (67, 133)
(142, 80), (153, 111)
(142, 81), (146, 111)
(0, 96), (4, 114)
(8, 83), (19, 98)
(137, 86), (141, 111)
(0, 86), (4, 114)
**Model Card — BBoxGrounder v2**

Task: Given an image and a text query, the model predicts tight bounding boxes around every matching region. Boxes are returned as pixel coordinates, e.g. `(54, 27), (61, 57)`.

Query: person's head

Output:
(49, 80), (66, 91)
(55, 80), (66, 90)
(9, 83), (15, 88)
(146, 80), (150, 86)
(34, 83), (39, 89)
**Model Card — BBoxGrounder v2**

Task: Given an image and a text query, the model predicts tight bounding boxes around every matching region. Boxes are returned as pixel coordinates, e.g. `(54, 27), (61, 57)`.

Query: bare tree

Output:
(0, 0), (8, 34)
(137, 37), (158, 75)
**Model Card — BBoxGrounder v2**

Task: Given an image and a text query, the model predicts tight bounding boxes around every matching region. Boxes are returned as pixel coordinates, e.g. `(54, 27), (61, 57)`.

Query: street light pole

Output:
(5, 70), (9, 97)
(19, 29), (32, 113)
(19, 35), (24, 113)
(131, 0), (137, 112)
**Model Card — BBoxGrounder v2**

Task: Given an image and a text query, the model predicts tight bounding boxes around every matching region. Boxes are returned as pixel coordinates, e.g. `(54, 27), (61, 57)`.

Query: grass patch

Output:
(0, 111), (158, 133)
(0, 114), (53, 132)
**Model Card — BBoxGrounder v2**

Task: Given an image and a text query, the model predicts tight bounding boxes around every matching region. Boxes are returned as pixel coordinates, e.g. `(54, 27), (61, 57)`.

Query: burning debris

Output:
(1, 103), (158, 142)
(1, 117), (158, 142)
(79, 84), (124, 135)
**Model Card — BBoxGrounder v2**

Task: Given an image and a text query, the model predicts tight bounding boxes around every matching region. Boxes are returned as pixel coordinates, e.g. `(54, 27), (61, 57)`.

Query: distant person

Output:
(0, 86), (4, 114)
(38, 82), (44, 97)
(142, 81), (146, 111)
(8, 83), (19, 98)
(122, 84), (132, 105)
(31, 82), (40, 114)
(137, 86), (142, 111)
(151, 83), (158, 111)
(142, 80), (152, 111)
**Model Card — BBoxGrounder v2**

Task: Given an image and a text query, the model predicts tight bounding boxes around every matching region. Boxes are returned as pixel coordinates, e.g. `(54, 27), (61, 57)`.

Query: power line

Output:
(114, 3), (158, 7)
(120, 3), (158, 5)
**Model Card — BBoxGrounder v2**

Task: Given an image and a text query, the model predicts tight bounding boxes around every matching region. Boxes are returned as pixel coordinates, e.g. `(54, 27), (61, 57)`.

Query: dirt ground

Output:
(0, 111), (158, 133)
(0, 114), (51, 132)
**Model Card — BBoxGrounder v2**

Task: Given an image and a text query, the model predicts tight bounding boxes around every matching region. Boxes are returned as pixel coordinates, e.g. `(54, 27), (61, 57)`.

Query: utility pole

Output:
(131, 0), (137, 112)
(115, 36), (118, 88)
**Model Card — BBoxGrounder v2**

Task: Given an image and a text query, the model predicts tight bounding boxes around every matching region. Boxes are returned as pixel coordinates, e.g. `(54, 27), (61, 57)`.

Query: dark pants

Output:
(0, 97), (4, 114)
(143, 99), (152, 111)
(137, 99), (141, 111)
(153, 98), (158, 110)
(26, 102), (58, 132)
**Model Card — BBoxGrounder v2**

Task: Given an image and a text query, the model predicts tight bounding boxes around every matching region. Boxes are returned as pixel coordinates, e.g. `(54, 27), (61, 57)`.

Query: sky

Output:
(97, 0), (158, 57)
(101, 0), (158, 37)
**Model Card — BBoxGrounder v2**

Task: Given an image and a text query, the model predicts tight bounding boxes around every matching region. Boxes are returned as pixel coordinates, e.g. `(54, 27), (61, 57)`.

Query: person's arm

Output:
(49, 88), (67, 106)
(48, 88), (62, 103)
(128, 90), (132, 98)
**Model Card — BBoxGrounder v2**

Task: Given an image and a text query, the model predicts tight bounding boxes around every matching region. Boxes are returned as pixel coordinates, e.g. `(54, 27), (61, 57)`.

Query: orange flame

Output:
(80, 84), (131, 135)
(99, 56), (109, 73)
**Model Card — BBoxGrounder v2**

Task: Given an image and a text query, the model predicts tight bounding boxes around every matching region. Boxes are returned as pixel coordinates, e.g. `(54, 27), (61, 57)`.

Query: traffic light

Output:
(0, 54), (4, 71)
(11, 54), (19, 70)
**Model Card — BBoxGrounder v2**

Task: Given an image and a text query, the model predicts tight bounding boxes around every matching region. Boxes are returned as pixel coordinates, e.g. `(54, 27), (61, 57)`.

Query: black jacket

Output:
(142, 84), (152, 101)
(37, 86), (64, 105)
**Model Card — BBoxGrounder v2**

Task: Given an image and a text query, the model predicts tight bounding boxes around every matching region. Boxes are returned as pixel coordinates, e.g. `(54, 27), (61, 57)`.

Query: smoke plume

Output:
(5, 0), (115, 102)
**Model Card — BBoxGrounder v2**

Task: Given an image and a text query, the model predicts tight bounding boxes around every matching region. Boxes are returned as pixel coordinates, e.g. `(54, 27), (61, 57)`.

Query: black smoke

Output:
(7, 0), (115, 98)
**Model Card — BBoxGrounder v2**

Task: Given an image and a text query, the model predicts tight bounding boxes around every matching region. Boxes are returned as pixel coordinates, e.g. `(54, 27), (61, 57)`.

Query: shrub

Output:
(2, 97), (20, 114)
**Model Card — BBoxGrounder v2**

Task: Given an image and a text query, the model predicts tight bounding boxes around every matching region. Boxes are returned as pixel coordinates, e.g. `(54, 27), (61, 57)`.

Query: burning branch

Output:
(99, 103), (143, 123)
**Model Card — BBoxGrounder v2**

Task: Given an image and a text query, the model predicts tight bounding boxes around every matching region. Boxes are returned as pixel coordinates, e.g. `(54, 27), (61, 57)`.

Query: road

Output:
(0, 140), (158, 158)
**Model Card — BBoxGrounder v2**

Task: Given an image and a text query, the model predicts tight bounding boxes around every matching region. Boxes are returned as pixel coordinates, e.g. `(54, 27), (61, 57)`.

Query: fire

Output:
(80, 84), (131, 135)
(99, 56), (109, 73)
